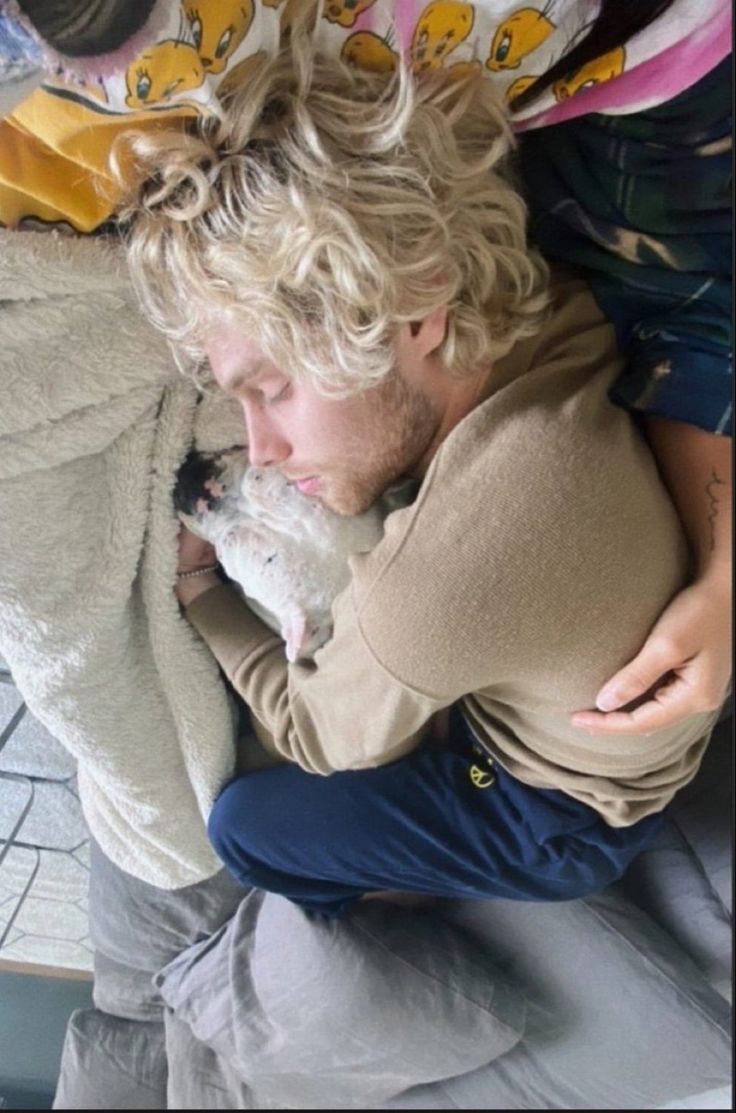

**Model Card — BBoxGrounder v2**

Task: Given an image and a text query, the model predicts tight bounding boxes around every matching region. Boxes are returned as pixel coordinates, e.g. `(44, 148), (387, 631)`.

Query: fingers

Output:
(571, 576), (731, 735)
(592, 638), (685, 712)
(571, 666), (725, 734)
(571, 683), (697, 734)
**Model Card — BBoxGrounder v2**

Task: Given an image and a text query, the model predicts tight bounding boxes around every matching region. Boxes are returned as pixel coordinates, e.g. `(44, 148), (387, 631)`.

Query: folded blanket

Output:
(0, 227), (245, 887)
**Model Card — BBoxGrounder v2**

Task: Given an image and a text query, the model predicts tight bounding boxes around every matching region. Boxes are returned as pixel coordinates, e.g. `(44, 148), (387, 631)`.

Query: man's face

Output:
(205, 327), (442, 516)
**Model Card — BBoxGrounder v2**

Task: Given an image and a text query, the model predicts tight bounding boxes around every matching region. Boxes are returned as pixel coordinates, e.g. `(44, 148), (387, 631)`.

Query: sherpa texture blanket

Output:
(0, 228), (246, 888)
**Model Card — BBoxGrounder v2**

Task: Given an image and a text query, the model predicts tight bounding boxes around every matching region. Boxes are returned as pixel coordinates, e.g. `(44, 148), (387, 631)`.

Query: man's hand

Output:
(175, 523), (219, 607)
(572, 570), (732, 733)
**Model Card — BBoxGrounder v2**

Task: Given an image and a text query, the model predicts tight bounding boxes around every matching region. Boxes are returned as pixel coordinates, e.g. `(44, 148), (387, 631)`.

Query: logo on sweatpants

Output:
(469, 763), (495, 789)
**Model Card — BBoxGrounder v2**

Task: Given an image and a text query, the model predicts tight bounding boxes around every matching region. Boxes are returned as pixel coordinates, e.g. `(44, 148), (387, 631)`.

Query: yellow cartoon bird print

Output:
(553, 46), (625, 100)
(411, 2), (475, 74)
(341, 31), (399, 73)
(184, 0), (255, 75)
(324, 0), (378, 29)
(125, 40), (205, 108)
(486, 7), (555, 71)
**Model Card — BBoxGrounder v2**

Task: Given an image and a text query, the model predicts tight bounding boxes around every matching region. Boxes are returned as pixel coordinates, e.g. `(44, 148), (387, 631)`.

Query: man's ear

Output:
(403, 305), (448, 359)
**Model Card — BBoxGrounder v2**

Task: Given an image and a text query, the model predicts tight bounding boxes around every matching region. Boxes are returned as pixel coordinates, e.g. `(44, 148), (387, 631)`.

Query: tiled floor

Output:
(0, 667), (92, 972)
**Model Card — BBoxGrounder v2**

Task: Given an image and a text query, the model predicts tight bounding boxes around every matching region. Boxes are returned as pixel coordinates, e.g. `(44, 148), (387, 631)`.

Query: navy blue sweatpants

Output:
(208, 710), (665, 918)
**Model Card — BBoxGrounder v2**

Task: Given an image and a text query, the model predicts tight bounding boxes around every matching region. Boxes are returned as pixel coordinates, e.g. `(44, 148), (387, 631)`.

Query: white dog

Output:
(175, 448), (412, 662)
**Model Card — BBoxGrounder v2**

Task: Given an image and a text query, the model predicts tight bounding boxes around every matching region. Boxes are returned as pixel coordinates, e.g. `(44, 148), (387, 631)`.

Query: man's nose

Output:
(244, 409), (291, 469)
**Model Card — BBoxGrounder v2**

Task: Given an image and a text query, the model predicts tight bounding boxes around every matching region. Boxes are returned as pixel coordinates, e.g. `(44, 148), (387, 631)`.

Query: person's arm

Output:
(573, 419), (732, 733)
(520, 59), (732, 733)
(175, 524), (447, 774)
(646, 419), (731, 582)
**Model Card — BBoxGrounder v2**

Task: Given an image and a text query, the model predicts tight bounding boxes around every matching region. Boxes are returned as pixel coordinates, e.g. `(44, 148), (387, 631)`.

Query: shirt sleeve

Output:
(517, 55), (732, 435)
(184, 581), (447, 775)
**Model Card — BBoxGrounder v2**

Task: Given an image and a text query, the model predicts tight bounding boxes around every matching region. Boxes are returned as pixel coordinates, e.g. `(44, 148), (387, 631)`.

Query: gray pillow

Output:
(621, 716), (732, 989)
(88, 836), (248, 1019)
(53, 1009), (167, 1110)
(385, 887), (732, 1110)
(619, 816), (731, 990)
(156, 889), (527, 1110)
(92, 950), (164, 1023)
(89, 837), (248, 970)
(670, 715), (732, 916)
(164, 1011), (257, 1110)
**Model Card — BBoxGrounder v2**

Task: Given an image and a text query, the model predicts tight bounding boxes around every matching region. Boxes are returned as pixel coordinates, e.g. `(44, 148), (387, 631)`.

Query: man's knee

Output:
(208, 769), (299, 877)
(207, 776), (259, 872)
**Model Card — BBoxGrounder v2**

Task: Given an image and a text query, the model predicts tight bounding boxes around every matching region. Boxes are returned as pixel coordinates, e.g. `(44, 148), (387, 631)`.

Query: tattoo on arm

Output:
(705, 468), (726, 552)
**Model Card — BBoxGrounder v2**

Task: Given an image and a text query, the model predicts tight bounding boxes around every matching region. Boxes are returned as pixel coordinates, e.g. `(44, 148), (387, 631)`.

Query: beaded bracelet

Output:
(176, 564), (220, 580)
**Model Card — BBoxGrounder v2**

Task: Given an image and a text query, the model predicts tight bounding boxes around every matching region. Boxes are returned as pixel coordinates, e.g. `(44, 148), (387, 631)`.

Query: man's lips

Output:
(292, 476), (322, 496)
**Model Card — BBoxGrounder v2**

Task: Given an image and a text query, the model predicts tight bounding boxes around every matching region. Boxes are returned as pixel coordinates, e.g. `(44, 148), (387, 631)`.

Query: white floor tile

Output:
(0, 701), (77, 779)
(0, 778), (87, 850)
(1, 933), (93, 970)
(12, 895), (90, 941)
(0, 844), (38, 903)
(23, 847), (89, 903)
(72, 842), (91, 868)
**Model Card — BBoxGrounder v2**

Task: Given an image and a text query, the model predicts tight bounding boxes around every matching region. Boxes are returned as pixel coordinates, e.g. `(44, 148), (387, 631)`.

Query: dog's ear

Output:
(173, 450), (222, 515)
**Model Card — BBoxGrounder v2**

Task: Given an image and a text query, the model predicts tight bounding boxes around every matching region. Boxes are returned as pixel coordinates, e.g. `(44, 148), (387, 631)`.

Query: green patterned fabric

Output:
(520, 56), (732, 434)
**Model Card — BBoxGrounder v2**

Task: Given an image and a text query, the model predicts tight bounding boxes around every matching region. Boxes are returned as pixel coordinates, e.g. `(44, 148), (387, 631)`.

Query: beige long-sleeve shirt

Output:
(186, 273), (716, 826)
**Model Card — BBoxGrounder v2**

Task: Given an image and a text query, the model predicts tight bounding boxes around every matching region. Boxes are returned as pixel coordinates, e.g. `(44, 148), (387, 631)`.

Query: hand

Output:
(175, 523), (219, 607)
(177, 523), (217, 574)
(571, 571), (732, 734)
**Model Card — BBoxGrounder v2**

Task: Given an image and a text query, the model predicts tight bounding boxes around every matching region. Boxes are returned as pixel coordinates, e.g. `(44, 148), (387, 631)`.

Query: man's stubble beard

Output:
(321, 374), (440, 517)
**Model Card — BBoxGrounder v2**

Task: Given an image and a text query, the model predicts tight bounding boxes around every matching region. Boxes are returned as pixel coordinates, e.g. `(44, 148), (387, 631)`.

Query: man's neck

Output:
(410, 362), (494, 479)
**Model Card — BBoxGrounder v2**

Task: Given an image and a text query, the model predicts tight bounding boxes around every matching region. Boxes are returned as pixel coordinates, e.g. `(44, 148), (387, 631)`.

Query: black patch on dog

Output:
(173, 450), (229, 516)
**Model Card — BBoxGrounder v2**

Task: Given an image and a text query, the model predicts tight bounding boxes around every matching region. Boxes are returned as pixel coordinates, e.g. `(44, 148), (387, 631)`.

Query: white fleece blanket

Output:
(0, 228), (247, 888)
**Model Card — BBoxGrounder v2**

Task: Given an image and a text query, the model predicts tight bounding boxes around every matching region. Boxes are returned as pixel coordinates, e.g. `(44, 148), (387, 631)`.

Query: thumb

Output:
(595, 641), (672, 712)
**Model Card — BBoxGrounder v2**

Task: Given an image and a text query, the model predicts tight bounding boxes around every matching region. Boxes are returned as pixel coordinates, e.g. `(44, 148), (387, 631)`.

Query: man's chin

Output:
(322, 495), (370, 518)
(320, 483), (376, 518)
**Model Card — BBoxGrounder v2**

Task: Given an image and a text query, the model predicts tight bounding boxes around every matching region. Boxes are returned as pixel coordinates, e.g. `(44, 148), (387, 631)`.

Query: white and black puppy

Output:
(174, 448), (412, 662)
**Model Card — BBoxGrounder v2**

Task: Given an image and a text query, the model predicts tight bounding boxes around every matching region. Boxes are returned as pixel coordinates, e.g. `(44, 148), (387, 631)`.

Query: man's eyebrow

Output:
(222, 357), (266, 394)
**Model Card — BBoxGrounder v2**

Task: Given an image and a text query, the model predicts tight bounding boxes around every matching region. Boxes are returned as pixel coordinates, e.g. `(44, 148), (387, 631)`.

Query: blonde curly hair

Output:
(119, 16), (549, 395)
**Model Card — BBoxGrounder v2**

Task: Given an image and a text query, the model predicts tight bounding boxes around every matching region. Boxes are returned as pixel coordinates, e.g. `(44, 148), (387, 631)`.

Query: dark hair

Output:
(509, 0), (676, 112)
(17, 0), (157, 56)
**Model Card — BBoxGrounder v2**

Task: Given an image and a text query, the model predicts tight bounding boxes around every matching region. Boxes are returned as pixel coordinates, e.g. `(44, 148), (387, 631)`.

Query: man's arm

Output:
(182, 578), (448, 775)
(175, 523), (446, 774)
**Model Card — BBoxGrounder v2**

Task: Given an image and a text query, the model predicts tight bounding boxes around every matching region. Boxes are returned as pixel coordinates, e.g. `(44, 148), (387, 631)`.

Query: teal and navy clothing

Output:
(519, 55), (733, 435)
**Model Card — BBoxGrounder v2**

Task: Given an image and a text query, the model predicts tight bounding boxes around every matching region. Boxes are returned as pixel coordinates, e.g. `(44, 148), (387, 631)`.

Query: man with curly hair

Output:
(123, 41), (719, 917)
